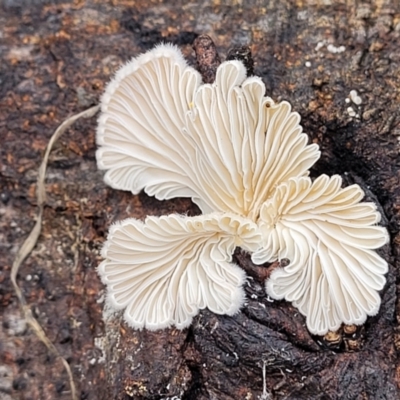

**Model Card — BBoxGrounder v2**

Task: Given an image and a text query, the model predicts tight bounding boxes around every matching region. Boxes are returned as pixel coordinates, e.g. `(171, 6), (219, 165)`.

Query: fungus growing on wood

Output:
(96, 43), (320, 217)
(96, 43), (388, 334)
(98, 213), (261, 330)
(251, 175), (388, 335)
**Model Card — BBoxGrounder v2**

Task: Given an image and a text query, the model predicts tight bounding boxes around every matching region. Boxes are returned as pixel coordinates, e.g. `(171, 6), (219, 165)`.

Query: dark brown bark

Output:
(226, 45), (254, 76)
(1, 1), (400, 399)
(193, 34), (221, 83)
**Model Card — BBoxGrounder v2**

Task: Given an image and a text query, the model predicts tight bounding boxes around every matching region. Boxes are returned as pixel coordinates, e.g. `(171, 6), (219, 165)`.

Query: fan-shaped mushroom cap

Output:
(252, 175), (389, 335)
(96, 44), (202, 201)
(96, 44), (388, 334)
(96, 44), (320, 218)
(99, 213), (261, 330)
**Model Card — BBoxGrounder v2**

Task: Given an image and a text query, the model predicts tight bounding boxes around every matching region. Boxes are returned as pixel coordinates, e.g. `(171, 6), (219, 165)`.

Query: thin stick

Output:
(10, 105), (100, 400)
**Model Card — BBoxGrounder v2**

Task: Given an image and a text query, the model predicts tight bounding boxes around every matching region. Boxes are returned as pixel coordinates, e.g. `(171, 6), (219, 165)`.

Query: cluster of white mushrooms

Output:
(96, 44), (388, 335)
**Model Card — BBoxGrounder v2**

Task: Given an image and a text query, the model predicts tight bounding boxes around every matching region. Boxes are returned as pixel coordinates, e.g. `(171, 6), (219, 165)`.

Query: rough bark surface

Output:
(1, 1), (400, 399)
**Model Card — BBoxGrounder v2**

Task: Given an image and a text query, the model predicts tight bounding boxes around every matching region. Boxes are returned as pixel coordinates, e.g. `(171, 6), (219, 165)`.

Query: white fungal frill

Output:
(99, 213), (261, 330)
(252, 175), (389, 335)
(97, 43), (389, 335)
(96, 44), (320, 217)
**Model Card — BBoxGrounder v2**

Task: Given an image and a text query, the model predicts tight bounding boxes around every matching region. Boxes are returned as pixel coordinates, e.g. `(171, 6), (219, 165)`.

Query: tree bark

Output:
(1, 1), (400, 399)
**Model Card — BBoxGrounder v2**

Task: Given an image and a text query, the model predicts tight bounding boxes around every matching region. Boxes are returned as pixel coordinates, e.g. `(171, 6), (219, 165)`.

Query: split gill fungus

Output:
(96, 43), (388, 336)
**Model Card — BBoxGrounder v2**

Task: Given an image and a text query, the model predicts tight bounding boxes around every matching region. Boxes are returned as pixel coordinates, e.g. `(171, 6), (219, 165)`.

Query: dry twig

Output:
(10, 105), (100, 400)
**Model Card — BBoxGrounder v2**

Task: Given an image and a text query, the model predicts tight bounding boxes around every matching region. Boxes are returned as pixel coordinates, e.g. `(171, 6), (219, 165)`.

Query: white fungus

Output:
(327, 44), (346, 54)
(347, 106), (357, 117)
(96, 44), (389, 335)
(350, 90), (362, 105)
(251, 175), (388, 335)
(99, 213), (261, 330)
(315, 41), (325, 51)
(97, 44), (320, 218)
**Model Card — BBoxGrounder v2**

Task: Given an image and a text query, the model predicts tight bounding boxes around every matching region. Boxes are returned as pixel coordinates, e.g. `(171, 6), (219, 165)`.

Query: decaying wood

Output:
(1, 1), (400, 399)
(193, 34), (221, 84)
(226, 45), (254, 76)
(9, 105), (99, 400)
